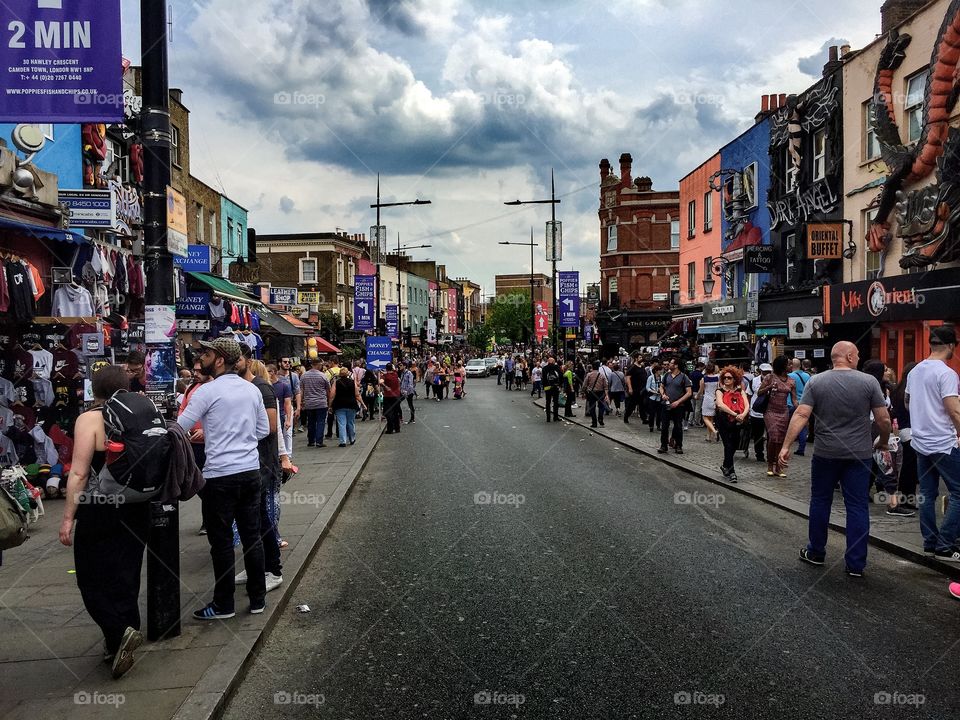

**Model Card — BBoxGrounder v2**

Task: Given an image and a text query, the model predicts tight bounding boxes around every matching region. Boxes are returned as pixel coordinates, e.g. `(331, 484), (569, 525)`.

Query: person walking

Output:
(658, 358), (692, 454)
(277, 358), (301, 440)
(780, 341), (890, 578)
(504, 355), (515, 390)
(300, 358), (331, 448)
(401, 361), (417, 424)
(496, 354), (504, 385)
(330, 366), (363, 446)
(645, 362), (663, 433)
(323, 357), (341, 439)
(906, 326), (960, 561)
(787, 358), (811, 456)
(714, 366), (749, 482)
(623, 353), (648, 424)
(748, 364), (771, 464)
(531, 362), (543, 399)
(268, 363), (294, 459)
(423, 361), (434, 401)
(563, 360), (576, 417)
(863, 359), (905, 516)
(608, 360), (627, 417)
(380, 363), (403, 433)
(757, 356), (796, 477)
(177, 338), (271, 619)
(361, 364), (379, 420)
(582, 360), (609, 428)
(890, 361), (920, 513)
(542, 356), (562, 422)
(699, 362), (720, 443)
(180, 361), (210, 535)
(688, 361), (705, 428)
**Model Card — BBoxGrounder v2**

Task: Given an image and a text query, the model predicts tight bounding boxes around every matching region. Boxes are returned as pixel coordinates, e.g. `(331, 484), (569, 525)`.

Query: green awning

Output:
(188, 272), (262, 306)
(259, 309), (306, 337)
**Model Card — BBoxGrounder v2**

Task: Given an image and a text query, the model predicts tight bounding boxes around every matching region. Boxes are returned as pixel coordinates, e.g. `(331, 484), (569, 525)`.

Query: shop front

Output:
(823, 268), (960, 378)
(757, 290), (830, 369)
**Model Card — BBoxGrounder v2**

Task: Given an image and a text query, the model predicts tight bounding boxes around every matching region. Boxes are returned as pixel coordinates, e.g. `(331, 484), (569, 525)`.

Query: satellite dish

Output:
(11, 124), (45, 156)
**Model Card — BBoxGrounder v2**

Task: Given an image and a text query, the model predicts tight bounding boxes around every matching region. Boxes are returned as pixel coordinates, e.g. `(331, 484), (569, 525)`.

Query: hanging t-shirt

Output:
(0, 376), (16, 406)
(6, 348), (34, 381)
(29, 348), (53, 380)
(5, 260), (35, 321)
(52, 347), (81, 378)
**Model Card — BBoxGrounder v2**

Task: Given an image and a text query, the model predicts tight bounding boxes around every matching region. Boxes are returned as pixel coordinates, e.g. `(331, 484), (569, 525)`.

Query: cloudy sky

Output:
(120, 0), (883, 294)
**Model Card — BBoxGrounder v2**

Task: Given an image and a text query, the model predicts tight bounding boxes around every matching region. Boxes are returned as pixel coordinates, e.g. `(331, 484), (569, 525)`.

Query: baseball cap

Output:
(931, 326), (957, 346)
(198, 337), (242, 364)
(759, 363), (773, 372)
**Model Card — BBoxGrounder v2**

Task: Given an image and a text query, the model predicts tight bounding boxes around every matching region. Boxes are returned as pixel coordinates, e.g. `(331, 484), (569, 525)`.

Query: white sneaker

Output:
(265, 572), (283, 592)
(234, 570), (247, 585)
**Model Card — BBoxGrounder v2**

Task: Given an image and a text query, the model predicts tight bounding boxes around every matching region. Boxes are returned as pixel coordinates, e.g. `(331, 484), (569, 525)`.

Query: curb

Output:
(172, 425), (385, 720)
(534, 399), (960, 580)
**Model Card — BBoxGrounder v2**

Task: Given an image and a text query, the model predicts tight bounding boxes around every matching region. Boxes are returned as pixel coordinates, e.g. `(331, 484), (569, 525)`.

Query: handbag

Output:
(752, 386), (771, 415)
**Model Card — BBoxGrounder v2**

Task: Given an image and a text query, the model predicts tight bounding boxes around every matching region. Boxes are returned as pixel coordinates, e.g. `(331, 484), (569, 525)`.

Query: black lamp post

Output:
(505, 169), (561, 356)
(498, 227), (538, 351)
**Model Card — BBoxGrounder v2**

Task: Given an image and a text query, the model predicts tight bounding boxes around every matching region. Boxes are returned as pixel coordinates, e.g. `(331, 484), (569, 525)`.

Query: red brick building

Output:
(596, 153), (680, 350)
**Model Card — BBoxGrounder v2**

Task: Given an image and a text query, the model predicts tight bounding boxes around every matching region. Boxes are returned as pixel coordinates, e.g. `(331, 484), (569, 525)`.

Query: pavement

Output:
(0, 415), (382, 720)
(530, 392), (960, 578)
(220, 379), (960, 718)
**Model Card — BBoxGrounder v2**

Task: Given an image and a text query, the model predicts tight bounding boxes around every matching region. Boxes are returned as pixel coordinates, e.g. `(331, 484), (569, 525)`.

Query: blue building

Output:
(0, 123), (83, 188)
(220, 195), (248, 279)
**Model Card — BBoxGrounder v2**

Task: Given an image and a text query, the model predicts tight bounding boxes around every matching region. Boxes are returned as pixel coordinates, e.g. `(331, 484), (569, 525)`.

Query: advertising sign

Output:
(386, 304), (399, 339)
(269, 287), (298, 306)
(58, 189), (113, 228)
(534, 302), (548, 341)
(0, 0), (124, 122)
(298, 291), (321, 305)
(788, 316), (826, 339)
(447, 288), (458, 333)
(744, 245), (776, 273)
(365, 336), (393, 370)
(353, 275), (375, 330)
(145, 304), (176, 344)
(175, 291), (210, 317)
(545, 221), (562, 262)
(806, 223), (844, 260)
(584, 324), (594, 343)
(823, 268), (956, 324)
(174, 245), (212, 274)
(558, 271), (580, 327)
(427, 318), (437, 344)
(166, 186), (188, 257)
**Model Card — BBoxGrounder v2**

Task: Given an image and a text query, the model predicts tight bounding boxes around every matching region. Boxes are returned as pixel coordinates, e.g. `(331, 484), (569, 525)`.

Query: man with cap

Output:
(906, 325), (960, 562)
(177, 337), (271, 620)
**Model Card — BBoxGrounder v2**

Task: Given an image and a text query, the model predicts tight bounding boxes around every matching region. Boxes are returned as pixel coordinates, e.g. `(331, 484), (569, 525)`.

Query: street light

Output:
(499, 227), (539, 350)
(370, 173), (431, 335)
(394, 232), (432, 344)
(702, 257), (731, 298)
(505, 168), (561, 356)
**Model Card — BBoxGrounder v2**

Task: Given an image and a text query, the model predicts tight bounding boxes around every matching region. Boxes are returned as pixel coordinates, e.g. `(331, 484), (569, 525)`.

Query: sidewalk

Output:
(529, 394), (960, 578)
(0, 419), (383, 720)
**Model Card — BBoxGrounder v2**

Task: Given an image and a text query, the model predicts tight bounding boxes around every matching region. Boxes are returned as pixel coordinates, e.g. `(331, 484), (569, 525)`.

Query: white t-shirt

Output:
(749, 375), (765, 418)
(906, 358), (960, 455)
(532, 366), (543, 382)
(29, 349), (53, 380)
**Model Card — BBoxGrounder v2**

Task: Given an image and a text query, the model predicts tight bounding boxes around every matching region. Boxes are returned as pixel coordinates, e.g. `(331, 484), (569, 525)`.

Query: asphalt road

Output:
(223, 378), (960, 719)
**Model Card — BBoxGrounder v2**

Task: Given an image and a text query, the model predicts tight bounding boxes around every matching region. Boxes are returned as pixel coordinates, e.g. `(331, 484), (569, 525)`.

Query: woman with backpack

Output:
(361, 365), (379, 420)
(714, 366), (749, 482)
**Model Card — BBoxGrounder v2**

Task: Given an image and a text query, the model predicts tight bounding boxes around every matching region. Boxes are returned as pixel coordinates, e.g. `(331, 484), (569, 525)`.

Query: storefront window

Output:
(871, 327), (881, 363)
(887, 330), (899, 372)
(903, 329), (917, 368)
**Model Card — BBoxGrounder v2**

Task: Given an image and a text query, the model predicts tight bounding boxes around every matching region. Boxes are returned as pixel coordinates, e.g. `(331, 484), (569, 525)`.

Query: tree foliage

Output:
(486, 290), (532, 344)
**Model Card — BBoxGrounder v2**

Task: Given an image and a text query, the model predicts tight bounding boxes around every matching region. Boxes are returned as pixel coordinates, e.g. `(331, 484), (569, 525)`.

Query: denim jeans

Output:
(200, 469), (265, 612)
(305, 407), (328, 446)
(917, 446), (960, 552)
(789, 405), (808, 453)
(807, 456), (871, 572)
(335, 407), (357, 444)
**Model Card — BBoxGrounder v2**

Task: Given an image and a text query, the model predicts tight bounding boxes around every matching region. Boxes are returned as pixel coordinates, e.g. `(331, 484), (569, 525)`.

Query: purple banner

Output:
(386, 304), (398, 340)
(0, 0), (123, 123)
(353, 275), (375, 330)
(558, 271), (580, 327)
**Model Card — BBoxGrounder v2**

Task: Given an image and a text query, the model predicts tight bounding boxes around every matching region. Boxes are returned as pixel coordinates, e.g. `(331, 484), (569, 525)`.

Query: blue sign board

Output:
(268, 286), (298, 306)
(353, 275), (375, 330)
(558, 271), (580, 327)
(174, 245), (212, 273)
(386, 304), (398, 339)
(584, 324), (593, 343)
(365, 336), (393, 370)
(0, 0), (123, 122)
(176, 291), (210, 317)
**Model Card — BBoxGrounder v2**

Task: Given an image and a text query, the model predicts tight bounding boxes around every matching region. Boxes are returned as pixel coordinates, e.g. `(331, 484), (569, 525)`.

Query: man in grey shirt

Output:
(780, 341), (890, 578)
(300, 358), (331, 448)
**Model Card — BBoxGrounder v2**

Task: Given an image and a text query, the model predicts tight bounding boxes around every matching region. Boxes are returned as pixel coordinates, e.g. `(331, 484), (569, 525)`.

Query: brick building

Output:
(596, 153), (679, 350)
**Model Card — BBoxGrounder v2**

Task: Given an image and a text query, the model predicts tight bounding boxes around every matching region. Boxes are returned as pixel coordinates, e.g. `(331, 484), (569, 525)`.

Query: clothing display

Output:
(754, 338), (770, 364)
(28, 348), (53, 380)
(52, 284), (95, 317)
(5, 259), (36, 321)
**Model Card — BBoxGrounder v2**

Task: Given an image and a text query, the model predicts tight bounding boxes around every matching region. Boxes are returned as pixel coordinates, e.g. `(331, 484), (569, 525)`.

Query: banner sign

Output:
(558, 271), (580, 327)
(744, 245), (776, 274)
(174, 245), (212, 274)
(788, 316), (825, 339)
(58, 189), (113, 228)
(386, 304), (399, 339)
(534, 301), (548, 341)
(353, 275), (374, 330)
(823, 267), (959, 324)
(175, 291), (210, 317)
(427, 318), (437, 344)
(268, 286), (298, 306)
(584, 324), (594, 343)
(365, 336), (392, 370)
(0, 0), (124, 122)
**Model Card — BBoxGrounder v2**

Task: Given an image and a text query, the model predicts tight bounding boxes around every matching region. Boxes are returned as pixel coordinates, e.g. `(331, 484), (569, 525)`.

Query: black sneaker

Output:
(845, 567), (864, 578)
(250, 600), (265, 615)
(728, 472), (738, 484)
(924, 547), (937, 556)
(799, 548), (825, 566)
(886, 505), (915, 517)
(193, 603), (236, 621)
(935, 548), (960, 562)
(657, 447), (669, 454)
(674, 448), (683, 455)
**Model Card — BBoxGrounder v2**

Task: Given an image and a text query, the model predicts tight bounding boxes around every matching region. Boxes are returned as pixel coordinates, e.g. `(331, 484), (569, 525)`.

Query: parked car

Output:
(465, 359), (489, 377)
(483, 357), (499, 373)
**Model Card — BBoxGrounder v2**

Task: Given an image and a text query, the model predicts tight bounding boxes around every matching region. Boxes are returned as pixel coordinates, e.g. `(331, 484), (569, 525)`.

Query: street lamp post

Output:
(505, 168), (561, 357)
(370, 174), (431, 335)
(395, 232), (431, 344)
(498, 227), (538, 351)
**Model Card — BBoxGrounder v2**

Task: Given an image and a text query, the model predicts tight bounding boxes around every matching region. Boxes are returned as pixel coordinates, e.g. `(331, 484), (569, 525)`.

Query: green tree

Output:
(467, 323), (494, 352)
(486, 290), (532, 344)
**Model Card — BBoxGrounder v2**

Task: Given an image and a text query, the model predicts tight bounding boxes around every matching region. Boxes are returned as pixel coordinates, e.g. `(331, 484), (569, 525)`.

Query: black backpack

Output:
(93, 391), (170, 502)
(544, 365), (561, 386)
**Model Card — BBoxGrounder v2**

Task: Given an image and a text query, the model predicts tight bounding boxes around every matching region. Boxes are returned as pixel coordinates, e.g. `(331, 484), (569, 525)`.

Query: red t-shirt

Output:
(381, 372), (401, 398)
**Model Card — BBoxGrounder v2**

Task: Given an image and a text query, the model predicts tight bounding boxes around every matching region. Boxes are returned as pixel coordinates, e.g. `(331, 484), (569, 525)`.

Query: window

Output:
(865, 208), (881, 279)
(784, 146), (798, 193)
(704, 256), (713, 283)
(785, 233), (796, 284)
(687, 201), (696, 238)
(209, 213), (216, 249)
(300, 258), (317, 283)
(670, 219), (680, 249)
(388, 281), (393, 301)
(170, 125), (181, 167)
(687, 262), (696, 300)
(608, 276), (618, 306)
(906, 71), (928, 143)
(236, 223), (243, 255)
(196, 204), (204, 244)
(226, 218), (233, 252)
(743, 163), (757, 207)
(348, 260), (355, 285)
(607, 224), (618, 251)
(338, 296), (346, 318)
(337, 257), (345, 284)
(864, 101), (881, 161)
(813, 129), (827, 181)
(703, 192), (712, 231)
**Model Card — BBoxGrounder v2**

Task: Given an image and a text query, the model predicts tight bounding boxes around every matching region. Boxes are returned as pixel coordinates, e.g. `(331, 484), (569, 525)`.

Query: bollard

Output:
(147, 500), (181, 641)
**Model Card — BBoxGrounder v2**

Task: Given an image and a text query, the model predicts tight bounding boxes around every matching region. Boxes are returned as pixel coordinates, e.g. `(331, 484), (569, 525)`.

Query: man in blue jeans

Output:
(905, 326), (960, 561)
(787, 358), (810, 455)
(779, 341), (890, 578)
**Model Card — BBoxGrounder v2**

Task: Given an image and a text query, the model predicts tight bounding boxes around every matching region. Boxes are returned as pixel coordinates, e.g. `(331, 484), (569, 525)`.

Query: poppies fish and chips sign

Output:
(0, 0), (124, 123)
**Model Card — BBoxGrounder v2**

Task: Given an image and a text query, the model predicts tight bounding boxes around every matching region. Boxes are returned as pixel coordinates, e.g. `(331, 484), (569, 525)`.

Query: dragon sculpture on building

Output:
(868, 0), (960, 269)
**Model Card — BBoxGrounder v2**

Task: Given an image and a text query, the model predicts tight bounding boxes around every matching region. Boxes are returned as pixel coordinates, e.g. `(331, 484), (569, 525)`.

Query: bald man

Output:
(781, 341), (890, 578)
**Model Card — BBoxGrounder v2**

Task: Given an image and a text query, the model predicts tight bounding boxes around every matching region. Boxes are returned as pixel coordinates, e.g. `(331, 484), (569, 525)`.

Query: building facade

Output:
(220, 195), (249, 279)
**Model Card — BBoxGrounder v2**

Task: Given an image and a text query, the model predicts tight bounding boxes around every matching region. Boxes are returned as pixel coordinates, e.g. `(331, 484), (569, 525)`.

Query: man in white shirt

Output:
(177, 337), (270, 620)
(906, 326), (960, 561)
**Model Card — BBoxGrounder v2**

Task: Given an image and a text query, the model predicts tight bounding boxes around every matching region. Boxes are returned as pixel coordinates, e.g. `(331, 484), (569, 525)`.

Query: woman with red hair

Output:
(714, 365), (749, 482)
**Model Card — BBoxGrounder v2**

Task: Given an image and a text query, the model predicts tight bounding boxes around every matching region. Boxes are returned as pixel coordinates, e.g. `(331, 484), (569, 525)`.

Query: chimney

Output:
(761, 95), (770, 113)
(840, 44), (851, 57)
(881, 0), (928, 35)
(619, 153), (633, 188)
(599, 158), (611, 181)
(169, 88), (183, 103)
(634, 176), (653, 192)
(768, 94), (779, 111)
(823, 45), (843, 77)
(778, 93), (787, 108)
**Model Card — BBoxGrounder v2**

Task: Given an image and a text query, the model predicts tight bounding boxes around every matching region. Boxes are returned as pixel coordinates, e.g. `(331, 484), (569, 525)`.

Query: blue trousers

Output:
(807, 456), (871, 572)
(788, 405), (808, 453)
(335, 408), (356, 444)
(917, 447), (960, 552)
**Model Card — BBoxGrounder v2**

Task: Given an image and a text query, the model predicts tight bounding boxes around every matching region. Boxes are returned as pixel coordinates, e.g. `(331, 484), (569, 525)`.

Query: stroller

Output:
(453, 375), (465, 400)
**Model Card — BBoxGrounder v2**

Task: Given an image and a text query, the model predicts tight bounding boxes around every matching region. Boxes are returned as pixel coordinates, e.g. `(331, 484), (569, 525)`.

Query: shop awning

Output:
(280, 313), (313, 331)
(314, 337), (340, 354)
(188, 272), (262, 306)
(259, 309), (306, 337)
(698, 323), (739, 335)
(0, 215), (87, 244)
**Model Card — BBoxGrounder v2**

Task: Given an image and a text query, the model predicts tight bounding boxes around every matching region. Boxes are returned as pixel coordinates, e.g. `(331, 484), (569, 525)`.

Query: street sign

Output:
(174, 245), (212, 273)
(365, 336), (393, 369)
(386, 304), (399, 339)
(558, 271), (579, 327)
(744, 245), (775, 273)
(175, 291), (209, 317)
(353, 275), (375, 330)
(0, 0), (123, 122)
(269, 286), (298, 306)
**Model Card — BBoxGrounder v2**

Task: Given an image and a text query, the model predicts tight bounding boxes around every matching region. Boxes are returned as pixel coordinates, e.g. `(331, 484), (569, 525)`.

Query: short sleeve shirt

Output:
(661, 371), (692, 403)
(801, 369), (886, 459)
(905, 359), (960, 455)
(273, 379), (293, 423)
